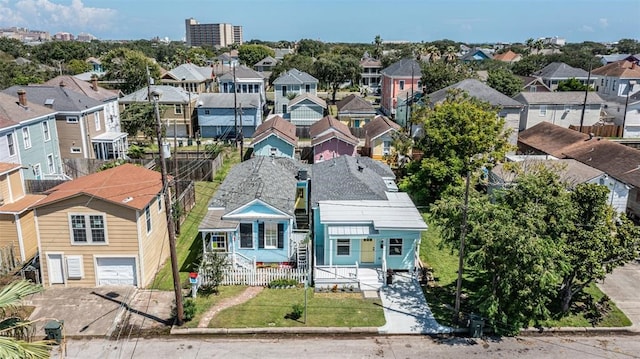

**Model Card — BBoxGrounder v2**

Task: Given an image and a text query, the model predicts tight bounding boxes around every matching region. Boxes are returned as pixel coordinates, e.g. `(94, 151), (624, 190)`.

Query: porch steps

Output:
(358, 268), (384, 292)
(296, 243), (308, 268)
(295, 210), (309, 230)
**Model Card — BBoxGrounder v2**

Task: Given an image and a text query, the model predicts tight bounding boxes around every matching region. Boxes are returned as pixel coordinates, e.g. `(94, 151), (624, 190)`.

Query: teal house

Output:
(0, 92), (65, 180)
(250, 115), (298, 159)
(198, 157), (310, 269)
(311, 156), (427, 287)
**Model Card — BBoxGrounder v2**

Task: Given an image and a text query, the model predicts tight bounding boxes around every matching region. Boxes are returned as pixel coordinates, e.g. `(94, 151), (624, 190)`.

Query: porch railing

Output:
(230, 252), (256, 271)
(314, 264), (359, 285)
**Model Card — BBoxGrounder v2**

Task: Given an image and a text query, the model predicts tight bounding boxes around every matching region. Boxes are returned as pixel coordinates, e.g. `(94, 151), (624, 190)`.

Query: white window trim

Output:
(389, 238), (403, 256)
(42, 121), (51, 141)
(145, 205), (152, 234)
(336, 238), (350, 256)
(264, 222), (278, 249)
(539, 105), (547, 116)
(22, 127), (31, 149)
(157, 194), (163, 212)
(6, 133), (15, 156)
(47, 154), (55, 174)
(68, 213), (109, 245)
(32, 163), (41, 179)
(94, 112), (101, 131)
(70, 147), (82, 154)
(239, 223), (254, 249)
(66, 116), (79, 124)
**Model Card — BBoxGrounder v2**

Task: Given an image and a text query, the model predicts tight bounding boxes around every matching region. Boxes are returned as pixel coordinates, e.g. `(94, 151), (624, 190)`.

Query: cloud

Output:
(2, 0), (117, 34)
(581, 25), (594, 33)
(599, 18), (609, 28)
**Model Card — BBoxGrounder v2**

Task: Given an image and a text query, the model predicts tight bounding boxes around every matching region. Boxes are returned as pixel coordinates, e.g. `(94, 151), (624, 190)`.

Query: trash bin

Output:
(44, 320), (64, 344)
(468, 315), (484, 338)
(187, 138), (193, 146)
(386, 270), (394, 285)
(178, 140), (183, 147)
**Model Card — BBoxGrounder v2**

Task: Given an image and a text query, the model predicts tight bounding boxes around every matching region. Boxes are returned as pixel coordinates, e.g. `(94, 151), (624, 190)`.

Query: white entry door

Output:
(96, 257), (137, 286)
(47, 254), (64, 284)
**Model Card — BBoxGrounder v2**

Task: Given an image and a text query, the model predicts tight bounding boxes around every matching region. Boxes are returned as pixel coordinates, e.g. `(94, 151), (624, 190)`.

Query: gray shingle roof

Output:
(273, 68), (318, 85)
(310, 155), (390, 205)
(254, 56), (278, 67)
(3, 85), (103, 112)
(381, 58), (422, 78)
(513, 92), (604, 105)
(218, 65), (264, 81)
(427, 79), (523, 108)
(0, 92), (56, 129)
(198, 93), (261, 108)
(165, 63), (213, 82)
(336, 94), (376, 114)
(42, 75), (119, 102)
(288, 93), (326, 108)
(491, 159), (603, 187)
(534, 62), (590, 79)
(209, 156), (305, 216)
(119, 85), (193, 104)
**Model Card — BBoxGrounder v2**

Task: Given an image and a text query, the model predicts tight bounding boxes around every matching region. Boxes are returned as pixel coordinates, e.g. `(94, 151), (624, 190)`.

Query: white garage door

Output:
(96, 258), (137, 286)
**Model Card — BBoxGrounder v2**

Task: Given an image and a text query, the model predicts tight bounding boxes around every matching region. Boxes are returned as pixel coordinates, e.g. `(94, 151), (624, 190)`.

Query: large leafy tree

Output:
(313, 54), (361, 102)
(557, 78), (592, 92)
(121, 102), (163, 142)
(420, 61), (476, 94)
(0, 281), (52, 359)
(399, 90), (512, 205)
(102, 48), (161, 94)
(616, 39), (640, 54)
(432, 164), (640, 335)
(487, 67), (523, 97)
(238, 44), (275, 67)
(296, 39), (328, 58)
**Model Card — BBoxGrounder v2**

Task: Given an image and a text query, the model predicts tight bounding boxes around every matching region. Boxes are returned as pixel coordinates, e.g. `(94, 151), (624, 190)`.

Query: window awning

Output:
(328, 225), (375, 236)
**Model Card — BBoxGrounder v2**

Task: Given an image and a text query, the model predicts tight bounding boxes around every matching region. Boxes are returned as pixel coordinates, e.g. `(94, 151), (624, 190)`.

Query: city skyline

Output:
(0, 0), (638, 44)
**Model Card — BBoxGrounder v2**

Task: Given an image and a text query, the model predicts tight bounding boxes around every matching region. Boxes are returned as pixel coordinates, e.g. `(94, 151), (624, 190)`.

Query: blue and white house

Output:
(198, 156), (310, 269)
(311, 156), (427, 288)
(197, 93), (263, 139)
(0, 92), (66, 180)
(250, 115), (298, 159)
(272, 68), (319, 116)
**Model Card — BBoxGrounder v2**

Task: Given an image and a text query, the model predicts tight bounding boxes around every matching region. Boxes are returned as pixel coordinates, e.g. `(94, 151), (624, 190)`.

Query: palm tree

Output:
(373, 35), (383, 59)
(0, 280), (51, 359)
(525, 38), (535, 54)
(426, 45), (441, 62)
(533, 39), (544, 54)
(444, 46), (458, 63)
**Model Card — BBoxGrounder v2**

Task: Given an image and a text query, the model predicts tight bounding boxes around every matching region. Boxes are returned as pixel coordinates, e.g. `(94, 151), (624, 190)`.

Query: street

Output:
(52, 334), (640, 359)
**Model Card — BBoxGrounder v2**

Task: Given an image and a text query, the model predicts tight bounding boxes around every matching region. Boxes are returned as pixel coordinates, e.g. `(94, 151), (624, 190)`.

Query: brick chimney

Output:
(17, 89), (27, 106)
(91, 76), (99, 91)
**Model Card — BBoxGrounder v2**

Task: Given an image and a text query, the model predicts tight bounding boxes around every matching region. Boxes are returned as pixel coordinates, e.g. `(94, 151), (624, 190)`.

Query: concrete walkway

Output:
(378, 272), (451, 334)
(597, 260), (640, 329)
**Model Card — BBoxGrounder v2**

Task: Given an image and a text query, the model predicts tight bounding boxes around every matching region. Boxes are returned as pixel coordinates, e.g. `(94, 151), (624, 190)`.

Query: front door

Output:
(47, 254), (64, 284)
(361, 238), (375, 263)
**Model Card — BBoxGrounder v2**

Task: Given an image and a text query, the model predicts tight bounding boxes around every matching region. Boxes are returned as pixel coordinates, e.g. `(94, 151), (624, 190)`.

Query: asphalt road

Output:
(51, 334), (640, 359)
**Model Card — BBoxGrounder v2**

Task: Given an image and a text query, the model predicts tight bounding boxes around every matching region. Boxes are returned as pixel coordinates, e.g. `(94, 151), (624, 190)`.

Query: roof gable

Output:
(381, 58), (422, 78)
(288, 93), (327, 108)
(427, 79), (523, 108)
(0, 92), (56, 128)
(336, 94), (376, 114)
(534, 62), (589, 79)
(309, 116), (357, 141)
(363, 116), (401, 141)
(3, 85), (103, 112)
(592, 60), (640, 78)
(273, 68), (318, 85)
(251, 115), (298, 146)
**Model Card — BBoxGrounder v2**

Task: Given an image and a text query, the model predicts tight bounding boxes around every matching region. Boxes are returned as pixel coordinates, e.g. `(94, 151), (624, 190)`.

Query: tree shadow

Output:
(179, 232), (203, 273)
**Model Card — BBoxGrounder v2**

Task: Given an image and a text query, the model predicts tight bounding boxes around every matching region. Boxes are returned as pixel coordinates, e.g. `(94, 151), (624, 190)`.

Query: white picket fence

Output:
(219, 267), (309, 286)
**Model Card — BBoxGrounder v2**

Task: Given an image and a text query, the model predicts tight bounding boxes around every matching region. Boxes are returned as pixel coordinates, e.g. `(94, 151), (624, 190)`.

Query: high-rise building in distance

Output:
(185, 18), (243, 48)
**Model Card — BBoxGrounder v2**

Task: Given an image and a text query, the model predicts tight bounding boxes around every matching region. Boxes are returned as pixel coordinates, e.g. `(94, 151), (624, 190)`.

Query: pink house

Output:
(380, 58), (422, 117)
(309, 116), (359, 163)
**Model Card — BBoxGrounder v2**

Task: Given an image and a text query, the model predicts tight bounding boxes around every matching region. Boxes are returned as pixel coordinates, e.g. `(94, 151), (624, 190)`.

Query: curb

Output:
(519, 326), (640, 336)
(170, 326), (379, 335)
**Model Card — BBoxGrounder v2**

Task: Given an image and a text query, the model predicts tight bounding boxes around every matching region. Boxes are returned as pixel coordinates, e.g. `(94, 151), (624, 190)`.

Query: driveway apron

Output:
(378, 272), (451, 334)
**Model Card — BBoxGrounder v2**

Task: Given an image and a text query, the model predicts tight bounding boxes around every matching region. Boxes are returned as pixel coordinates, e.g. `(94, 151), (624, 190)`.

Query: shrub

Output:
(287, 303), (304, 320)
(183, 299), (197, 322)
(268, 278), (299, 288)
(127, 144), (145, 159)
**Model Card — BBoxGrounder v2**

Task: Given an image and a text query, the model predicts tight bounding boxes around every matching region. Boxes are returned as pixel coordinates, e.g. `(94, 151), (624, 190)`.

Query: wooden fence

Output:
(213, 267), (309, 286)
(173, 180), (196, 229)
(0, 244), (18, 276)
(569, 124), (623, 138)
(25, 179), (67, 194)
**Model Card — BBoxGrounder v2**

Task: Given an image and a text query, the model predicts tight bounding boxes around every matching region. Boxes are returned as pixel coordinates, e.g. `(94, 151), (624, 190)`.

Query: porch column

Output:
(201, 231), (207, 254)
(328, 237), (333, 267)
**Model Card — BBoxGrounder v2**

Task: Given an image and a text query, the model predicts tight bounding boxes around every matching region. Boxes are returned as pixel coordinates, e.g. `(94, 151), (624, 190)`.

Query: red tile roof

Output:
(34, 164), (165, 211)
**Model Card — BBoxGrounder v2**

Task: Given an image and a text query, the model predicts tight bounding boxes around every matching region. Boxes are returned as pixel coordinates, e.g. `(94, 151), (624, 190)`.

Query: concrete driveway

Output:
(26, 286), (174, 339)
(597, 260), (640, 328)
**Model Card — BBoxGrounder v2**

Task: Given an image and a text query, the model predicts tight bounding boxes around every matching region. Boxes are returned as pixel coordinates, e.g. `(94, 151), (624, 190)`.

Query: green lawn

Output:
(208, 288), (385, 328)
(151, 150), (240, 290)
(419, 214), (631, 330)
(182, 286), (248, 328)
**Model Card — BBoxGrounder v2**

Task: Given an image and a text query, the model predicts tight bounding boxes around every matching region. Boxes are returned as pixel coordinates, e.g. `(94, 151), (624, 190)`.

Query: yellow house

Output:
(33, 164), (170, 287)
(0, 162), (45, 265)
(363, 116), (402, 162)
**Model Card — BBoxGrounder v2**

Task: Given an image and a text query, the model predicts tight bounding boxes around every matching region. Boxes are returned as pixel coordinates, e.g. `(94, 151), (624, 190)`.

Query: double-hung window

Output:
(145, 205), (151, 233)
(264, 223), (277, 248)
(389, 238), (403, 256)
(70, 214), (106, 244)
(42, 122), (51, 141)
(22, 128), (31, 149)
(337, 239), (350, 256)
(94, 112), (101, 131)
(539, 105), (547, 116)
(47, 154), (55, 174)
(6, 133), (15, 156)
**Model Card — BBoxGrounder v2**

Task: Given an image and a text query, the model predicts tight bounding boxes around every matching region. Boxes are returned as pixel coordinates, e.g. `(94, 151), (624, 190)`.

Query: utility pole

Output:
(151, 90), (184, 326)
(578, 63), (592, 133)
(233, 64), (238, 146)
(238, 102), (244, 160)
(454, 169), (471, 322)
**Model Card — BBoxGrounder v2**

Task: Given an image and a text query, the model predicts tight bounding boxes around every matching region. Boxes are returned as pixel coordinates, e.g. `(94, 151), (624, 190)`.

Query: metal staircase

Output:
(296, 242), (308, 269)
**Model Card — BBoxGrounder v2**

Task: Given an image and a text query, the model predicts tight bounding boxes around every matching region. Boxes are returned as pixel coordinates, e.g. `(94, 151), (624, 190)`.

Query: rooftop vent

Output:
(122, 196), (133, 203)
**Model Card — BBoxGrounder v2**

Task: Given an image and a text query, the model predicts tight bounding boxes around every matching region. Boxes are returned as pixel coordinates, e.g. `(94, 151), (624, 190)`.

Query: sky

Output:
(0, 0), (638, 44)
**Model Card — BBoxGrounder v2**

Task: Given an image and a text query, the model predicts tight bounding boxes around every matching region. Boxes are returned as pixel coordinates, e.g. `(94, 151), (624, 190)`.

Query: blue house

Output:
(273, 68), (318, 116)
(0, 92), (66, 180)
(311, 156), (426, 286)
(197, 93), (263, 139)
(251, 115), (298, 159)
(198, 156), (310, 268)
(287, 93), (327, 126)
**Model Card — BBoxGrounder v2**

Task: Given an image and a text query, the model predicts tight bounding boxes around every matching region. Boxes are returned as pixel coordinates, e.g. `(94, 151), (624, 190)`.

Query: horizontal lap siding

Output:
(37, 195), (140, 287)
(140, 196), (170, 288)
(18, 211), (38, 262)
(0, 214), (18, 249)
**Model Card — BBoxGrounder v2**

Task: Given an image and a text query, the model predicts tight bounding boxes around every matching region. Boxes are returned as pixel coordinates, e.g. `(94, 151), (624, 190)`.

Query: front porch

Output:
(313, 265), (386, 292)
(92, 132), (128, 160)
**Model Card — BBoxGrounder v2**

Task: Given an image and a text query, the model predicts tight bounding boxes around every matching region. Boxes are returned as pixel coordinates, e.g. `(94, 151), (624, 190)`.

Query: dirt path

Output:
(197, 286), (264, 328)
